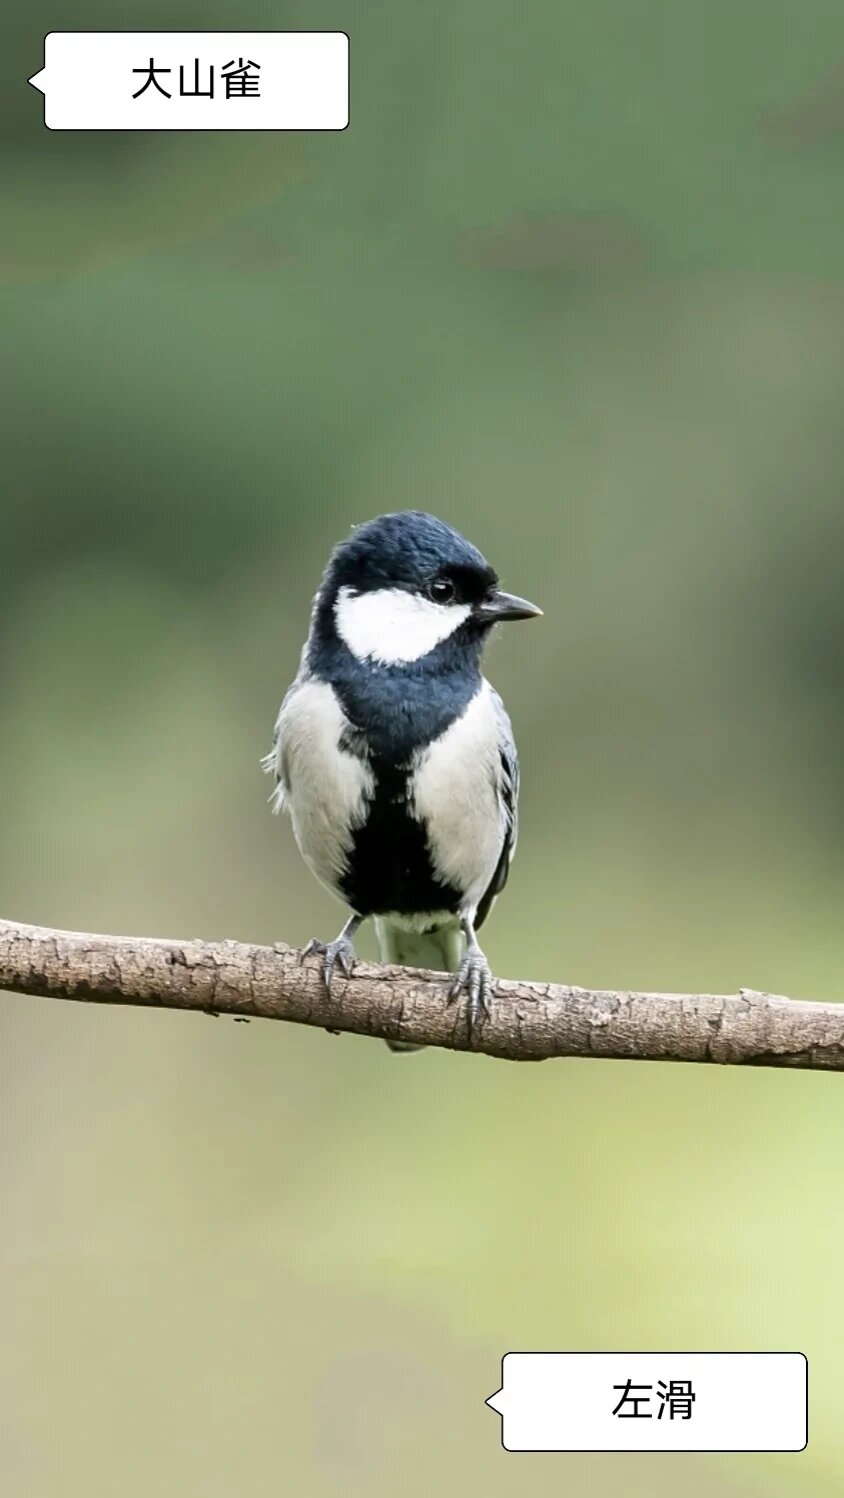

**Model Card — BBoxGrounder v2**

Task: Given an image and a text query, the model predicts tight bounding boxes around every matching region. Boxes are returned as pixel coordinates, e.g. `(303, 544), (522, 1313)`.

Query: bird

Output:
(263, 510), (541, 1049)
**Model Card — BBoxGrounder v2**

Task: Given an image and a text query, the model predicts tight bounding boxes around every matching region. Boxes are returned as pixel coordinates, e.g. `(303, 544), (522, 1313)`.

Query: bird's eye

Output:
(426, 577), (456, 604)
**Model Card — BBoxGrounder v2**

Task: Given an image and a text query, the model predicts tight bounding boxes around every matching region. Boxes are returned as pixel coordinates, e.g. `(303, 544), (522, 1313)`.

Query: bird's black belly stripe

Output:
(340, 760), (461, 917)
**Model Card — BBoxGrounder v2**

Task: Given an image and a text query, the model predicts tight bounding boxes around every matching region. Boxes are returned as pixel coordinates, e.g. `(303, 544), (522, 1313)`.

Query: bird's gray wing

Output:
(261, 684), (296, 814)
(262, 642), (313, 812)
(475, 689), (519, 931)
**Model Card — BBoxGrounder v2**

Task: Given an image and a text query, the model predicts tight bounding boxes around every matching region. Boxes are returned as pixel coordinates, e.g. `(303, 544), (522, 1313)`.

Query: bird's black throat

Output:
(309, 614), (486, 762)
(308, 626), (484, 918)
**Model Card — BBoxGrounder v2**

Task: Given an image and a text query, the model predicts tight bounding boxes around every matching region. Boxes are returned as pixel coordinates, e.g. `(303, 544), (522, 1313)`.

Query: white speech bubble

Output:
(29, 32), (349, 131)
(486, 1352), (808, 1452)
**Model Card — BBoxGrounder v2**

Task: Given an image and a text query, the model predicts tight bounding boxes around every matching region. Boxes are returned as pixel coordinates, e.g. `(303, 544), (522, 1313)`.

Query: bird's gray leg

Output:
(448, 914), (494, 1037)
(301, 913), (362, 994)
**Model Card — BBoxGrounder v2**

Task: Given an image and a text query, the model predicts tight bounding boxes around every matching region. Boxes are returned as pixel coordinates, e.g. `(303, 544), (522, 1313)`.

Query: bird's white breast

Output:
(334, 585), (471, 664)
(272, 678), (373, 897)
(410, 679), (509, 914)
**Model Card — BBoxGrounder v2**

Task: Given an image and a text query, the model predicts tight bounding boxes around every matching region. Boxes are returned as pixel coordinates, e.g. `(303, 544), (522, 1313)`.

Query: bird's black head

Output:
(312, 511), (541, 670)
(328, 510), (494, 599)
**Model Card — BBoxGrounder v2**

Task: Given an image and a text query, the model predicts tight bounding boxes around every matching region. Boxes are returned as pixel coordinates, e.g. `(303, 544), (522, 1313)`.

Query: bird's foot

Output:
(449, 947), (494, 1038)
(300, 934), (357, 995)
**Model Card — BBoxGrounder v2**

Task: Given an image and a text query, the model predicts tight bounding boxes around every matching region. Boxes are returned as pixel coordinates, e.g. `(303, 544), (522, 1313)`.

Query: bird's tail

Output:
(374, 917), (464, 1053)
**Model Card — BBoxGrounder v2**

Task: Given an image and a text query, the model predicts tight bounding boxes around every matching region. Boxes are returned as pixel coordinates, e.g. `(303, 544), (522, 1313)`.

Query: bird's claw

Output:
(448, 949), (494, 1038)
(301, 935), (356, 994)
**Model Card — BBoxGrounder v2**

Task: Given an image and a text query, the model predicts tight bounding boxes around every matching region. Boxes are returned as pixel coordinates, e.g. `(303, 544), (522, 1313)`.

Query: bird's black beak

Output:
(476, 589), (543, 624)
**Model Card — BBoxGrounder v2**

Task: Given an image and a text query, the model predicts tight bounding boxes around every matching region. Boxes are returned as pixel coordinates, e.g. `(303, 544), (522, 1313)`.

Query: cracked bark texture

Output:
(2, 917), (844, 1068)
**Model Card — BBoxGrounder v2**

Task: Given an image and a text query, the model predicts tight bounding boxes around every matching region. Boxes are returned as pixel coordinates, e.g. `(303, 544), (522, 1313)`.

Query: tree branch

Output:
(1, 915), (843, 1068)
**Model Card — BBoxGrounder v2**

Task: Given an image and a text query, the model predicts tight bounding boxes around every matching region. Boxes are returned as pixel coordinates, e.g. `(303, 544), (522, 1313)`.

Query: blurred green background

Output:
(3, 1), (844, 1493)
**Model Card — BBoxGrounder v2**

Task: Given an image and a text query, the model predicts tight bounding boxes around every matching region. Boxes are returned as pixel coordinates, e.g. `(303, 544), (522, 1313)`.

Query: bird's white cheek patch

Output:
(334, 586), (471, 664)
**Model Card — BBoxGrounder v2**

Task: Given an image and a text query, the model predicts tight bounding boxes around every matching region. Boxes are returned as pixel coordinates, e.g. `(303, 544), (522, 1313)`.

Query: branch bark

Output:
(1, 915), (843, 1068)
